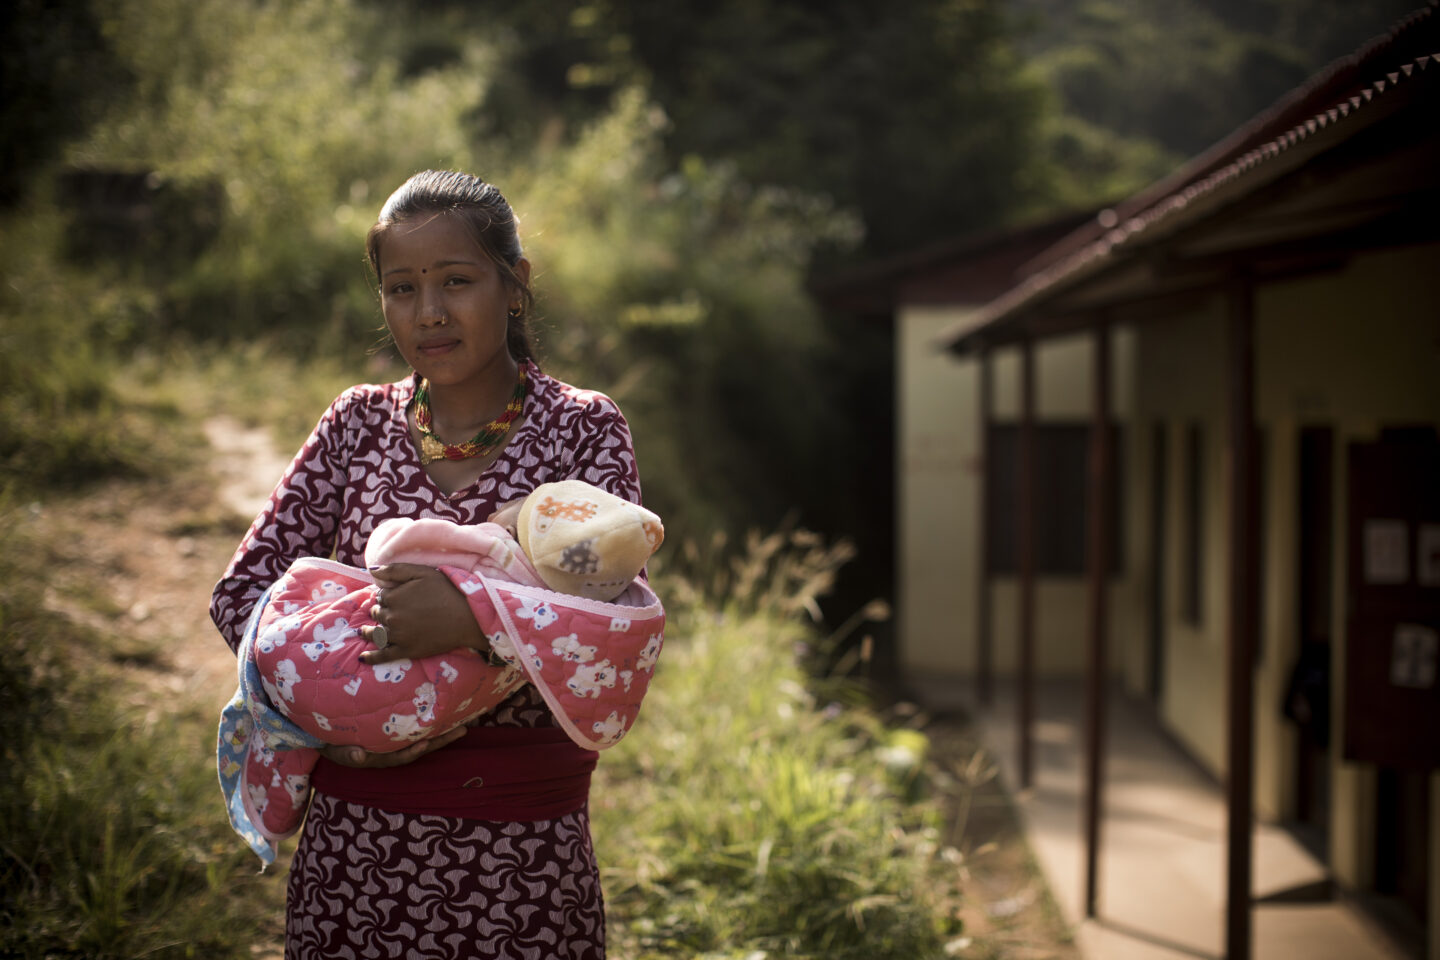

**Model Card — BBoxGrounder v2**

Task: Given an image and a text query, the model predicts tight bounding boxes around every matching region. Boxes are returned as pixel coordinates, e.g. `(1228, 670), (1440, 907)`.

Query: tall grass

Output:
(0, 343), (971, 957)
(0, 494), (967, 959)
(595, 534), (965, 959)
(0, 509), (281, 959)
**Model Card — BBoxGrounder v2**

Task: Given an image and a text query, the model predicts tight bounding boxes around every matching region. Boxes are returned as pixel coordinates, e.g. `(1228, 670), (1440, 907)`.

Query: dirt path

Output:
(33, 417), (294, 955)
(40, 418), (291, 714)
(925, 721), (1081, 959)
(203, 415), (295, 522)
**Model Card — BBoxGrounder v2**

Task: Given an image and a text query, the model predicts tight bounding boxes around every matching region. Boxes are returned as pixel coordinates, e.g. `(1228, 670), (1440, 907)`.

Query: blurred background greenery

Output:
(0, 0), (1414, 589)
(0, 1), (1418, 955)
(0, 0), (1411, 696)
(2, 0), (1410, 508)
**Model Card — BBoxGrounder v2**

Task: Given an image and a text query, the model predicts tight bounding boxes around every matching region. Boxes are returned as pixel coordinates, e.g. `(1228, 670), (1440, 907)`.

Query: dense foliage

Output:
(1012, 0), (1420, 204)
(597, 533), (963, 957)
(4, 0), (1416, 569)
(3, 0), (877, 551)
(466, 0), (1055, 255)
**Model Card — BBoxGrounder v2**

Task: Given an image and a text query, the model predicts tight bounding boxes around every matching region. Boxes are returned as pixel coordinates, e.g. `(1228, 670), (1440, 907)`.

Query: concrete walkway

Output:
(916, 679), (1415, 960)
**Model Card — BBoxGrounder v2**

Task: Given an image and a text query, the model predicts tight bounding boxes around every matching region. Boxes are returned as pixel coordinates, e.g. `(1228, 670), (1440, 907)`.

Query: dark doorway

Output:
(1374, 767), (1431, 933)
(1286, 426), (1333, 860)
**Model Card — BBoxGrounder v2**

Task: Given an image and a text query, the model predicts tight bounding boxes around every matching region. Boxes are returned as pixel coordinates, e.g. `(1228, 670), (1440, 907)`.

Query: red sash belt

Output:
(311, 726), (597, 822)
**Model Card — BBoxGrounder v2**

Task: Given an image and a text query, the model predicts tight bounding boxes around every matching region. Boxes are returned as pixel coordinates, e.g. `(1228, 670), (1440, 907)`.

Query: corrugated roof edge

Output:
(941, 0), (1439, 354)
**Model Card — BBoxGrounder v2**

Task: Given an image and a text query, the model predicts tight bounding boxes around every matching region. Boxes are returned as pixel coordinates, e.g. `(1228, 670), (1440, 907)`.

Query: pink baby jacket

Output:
(217, 517), (664, 862)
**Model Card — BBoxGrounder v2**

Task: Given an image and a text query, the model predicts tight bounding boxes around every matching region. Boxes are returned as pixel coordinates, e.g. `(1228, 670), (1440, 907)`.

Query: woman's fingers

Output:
(369, 562), (439, 589)
(361, 583), (397, 660)
(320, 743), (376, 767)
(361, 567), (482, 662)
(359, 628), (405, 664)
(381, 740), (434, 766)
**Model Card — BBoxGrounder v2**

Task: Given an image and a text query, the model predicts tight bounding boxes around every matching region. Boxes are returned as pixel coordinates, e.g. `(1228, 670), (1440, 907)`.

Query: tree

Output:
(0, 0), (129, 207)
(612, 0), (1051, 253)
(374, 0), (1054, 255)
(1011, 0), (1419, 183)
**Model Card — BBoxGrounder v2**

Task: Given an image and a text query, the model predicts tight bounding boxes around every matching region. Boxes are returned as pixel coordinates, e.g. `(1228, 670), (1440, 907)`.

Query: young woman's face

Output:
(376, 214), (529, 389)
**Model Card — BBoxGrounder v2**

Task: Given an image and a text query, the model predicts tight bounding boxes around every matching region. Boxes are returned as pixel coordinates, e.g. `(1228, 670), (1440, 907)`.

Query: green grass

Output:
(594, 539), (966, 959)
(135, 338), (397, 455)
(0, 206), (184, 495)
(0, 511), (281, 959)
(0, 346), (972, 957)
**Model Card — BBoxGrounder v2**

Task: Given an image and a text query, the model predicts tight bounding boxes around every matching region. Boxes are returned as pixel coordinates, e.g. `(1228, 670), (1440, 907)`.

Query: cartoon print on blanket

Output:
(216, 514), (665, 864)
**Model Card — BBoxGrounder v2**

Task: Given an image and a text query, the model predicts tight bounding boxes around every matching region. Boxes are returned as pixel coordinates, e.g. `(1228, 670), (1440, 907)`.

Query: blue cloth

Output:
(216, 584), (325, 865)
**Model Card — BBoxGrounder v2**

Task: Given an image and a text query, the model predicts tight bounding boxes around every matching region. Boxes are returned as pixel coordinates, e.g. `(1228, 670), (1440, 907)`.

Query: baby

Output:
(218, 480), (665, 863)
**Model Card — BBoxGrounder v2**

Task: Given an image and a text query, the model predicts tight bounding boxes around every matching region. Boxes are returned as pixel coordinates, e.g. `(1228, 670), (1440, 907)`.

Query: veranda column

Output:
(1018, 336), (1036, 790)
(1083, 318), (1112, 919)
(977, 346), (994, 709)
(1224, 276), (1258, 960)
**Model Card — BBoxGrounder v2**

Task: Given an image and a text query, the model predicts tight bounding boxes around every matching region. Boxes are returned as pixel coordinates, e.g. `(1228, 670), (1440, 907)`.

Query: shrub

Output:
(0, 208), (194, 493)
(594, 537), (964, 958)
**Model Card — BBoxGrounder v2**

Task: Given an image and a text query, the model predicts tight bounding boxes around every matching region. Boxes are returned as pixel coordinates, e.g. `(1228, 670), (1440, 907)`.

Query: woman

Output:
(211, 169), (644, 958)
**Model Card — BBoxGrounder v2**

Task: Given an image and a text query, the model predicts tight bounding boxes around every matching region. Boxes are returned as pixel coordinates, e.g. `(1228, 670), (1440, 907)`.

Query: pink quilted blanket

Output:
(223, 517), (664, 854)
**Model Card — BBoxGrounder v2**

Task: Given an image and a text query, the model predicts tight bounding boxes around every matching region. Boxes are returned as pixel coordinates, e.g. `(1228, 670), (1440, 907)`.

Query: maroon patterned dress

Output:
(211, 361), (641, 959)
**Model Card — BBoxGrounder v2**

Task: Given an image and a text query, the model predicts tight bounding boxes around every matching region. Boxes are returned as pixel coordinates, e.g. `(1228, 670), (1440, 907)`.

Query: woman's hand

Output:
(361, 563), (486, 665)
(320, 726), (467, 768)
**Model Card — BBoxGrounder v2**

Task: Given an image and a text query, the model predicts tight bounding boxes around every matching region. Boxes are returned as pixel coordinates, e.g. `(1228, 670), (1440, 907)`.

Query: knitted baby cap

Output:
(517, 480), (664, 601)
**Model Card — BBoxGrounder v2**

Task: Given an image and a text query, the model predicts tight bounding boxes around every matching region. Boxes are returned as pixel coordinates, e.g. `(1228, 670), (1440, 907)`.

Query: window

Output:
(985, 422), (1123, 576)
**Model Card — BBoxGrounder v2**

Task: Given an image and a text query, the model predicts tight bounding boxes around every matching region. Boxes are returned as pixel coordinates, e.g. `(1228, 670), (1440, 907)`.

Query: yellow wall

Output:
(1127, 243), (1440, 874)
(899, 241), (1440, 942)
(1131, 298), (1231, 774)
(897, 313), (1138, 689)
(896, 306), (981, 679)
(1254, 244), (1440, 886)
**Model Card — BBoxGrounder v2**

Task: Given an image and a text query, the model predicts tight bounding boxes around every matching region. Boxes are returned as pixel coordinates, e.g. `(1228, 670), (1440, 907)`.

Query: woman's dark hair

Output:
(367, 169), (536, 364)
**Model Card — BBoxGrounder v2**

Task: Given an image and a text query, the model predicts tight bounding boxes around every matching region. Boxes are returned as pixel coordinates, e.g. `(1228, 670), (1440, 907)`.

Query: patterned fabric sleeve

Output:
(563, 391), (643, 506)
(209, 391), (358, 653)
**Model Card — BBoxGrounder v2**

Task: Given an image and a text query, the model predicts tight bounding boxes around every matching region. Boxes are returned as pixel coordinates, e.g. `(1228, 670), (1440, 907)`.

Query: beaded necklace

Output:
(413, 365), (528, 465)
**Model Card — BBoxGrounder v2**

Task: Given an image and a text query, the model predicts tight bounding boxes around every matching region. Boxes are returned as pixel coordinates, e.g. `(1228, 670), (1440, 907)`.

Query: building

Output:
(822, 4), (1440, 957)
